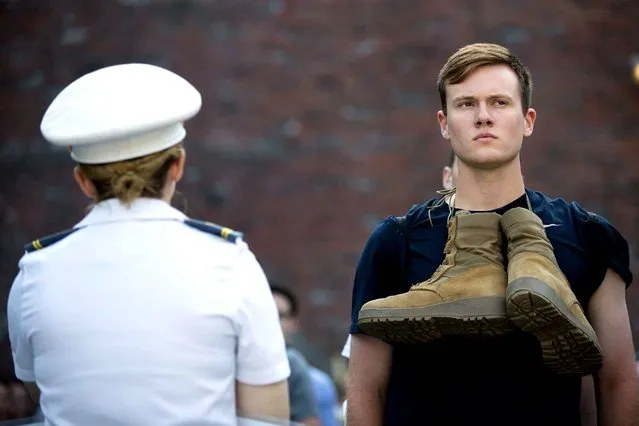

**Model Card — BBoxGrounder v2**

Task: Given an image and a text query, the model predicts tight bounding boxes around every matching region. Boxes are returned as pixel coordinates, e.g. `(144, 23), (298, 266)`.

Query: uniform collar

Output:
(74, 198), (187, 228)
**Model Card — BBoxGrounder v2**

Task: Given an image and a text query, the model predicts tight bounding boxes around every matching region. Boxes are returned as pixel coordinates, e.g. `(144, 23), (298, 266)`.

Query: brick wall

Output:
(1, 0), (638, 355)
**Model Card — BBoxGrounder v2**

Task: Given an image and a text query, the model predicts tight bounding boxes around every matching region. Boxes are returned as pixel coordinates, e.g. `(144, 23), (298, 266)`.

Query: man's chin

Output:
(461, 152), (519, 171)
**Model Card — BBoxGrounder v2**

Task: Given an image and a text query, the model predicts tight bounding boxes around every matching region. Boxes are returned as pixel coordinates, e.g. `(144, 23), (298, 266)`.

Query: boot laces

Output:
(427, 187), (457, 227)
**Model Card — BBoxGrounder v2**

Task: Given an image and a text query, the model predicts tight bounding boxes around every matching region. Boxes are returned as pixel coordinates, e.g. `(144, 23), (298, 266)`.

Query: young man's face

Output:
(437, 64), (536, 170)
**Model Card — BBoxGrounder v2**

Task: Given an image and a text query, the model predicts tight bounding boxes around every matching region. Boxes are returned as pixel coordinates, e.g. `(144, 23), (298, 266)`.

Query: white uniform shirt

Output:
(8, 198), (290, 426)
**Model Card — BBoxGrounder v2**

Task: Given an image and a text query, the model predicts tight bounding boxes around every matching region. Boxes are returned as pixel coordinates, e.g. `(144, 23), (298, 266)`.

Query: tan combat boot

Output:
(502, 207), (603, 375)
(358, 211), (513, 344)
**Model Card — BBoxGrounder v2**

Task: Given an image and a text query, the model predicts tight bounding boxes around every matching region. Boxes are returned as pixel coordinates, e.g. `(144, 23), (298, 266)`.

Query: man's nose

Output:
(475, 103), (493, 126)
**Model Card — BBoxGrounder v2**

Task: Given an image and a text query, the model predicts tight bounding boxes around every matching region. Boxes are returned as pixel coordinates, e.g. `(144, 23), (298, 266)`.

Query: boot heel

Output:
(506, 277), (603, 375)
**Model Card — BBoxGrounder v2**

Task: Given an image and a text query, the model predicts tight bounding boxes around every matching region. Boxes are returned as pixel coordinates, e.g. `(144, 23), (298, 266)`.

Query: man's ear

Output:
(524, 108), (536, 137)
(437, 111), (449, 139)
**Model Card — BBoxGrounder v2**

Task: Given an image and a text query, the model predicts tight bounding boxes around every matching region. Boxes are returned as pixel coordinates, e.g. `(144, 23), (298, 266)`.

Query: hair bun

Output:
(112, 171), (146, 205)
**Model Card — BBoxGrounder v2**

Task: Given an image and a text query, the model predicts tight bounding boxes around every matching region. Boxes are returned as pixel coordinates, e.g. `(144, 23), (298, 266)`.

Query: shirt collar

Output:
(74, 198), (187, 228)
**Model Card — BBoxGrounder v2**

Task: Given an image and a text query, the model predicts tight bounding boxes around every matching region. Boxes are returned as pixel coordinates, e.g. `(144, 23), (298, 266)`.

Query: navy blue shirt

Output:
(350, 189), (632, 426)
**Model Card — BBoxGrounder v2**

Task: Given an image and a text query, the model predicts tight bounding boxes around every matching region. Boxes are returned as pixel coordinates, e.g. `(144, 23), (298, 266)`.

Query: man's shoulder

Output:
(402, 196), (449, 228)
(527, 188), (627, 257)
(528, 190), (632, 287)
(364, 197), (443, 248)
(527, 189), (610, 225)
(526, 190), (612, 233)
(528, 188), (575, 211)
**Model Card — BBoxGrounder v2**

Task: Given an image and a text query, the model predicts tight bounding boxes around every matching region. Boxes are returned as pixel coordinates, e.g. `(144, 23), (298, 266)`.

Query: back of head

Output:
(437, 43), (533, 114)
(77, 144), (185, 206)
(40, 63), (202, 206)
(270, 283), (299, 318)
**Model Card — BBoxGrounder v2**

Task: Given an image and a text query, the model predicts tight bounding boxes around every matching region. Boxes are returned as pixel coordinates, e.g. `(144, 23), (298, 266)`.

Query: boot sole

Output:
(506, 277), (603, 375)
(357, 296), (514, 344)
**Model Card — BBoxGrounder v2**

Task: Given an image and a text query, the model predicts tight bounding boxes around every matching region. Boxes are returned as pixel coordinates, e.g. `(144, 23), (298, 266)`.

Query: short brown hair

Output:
(437, 43), (533, 115)
(77, 144), (184, 207)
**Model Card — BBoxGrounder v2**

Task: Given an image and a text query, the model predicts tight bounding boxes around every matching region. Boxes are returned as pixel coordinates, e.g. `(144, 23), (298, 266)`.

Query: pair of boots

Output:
(357, 207), (602, 375)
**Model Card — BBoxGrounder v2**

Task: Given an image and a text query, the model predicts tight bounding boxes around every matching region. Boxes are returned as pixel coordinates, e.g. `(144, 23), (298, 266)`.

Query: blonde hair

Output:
(437, 43), (533, 115)
(78, 143), (184, 206)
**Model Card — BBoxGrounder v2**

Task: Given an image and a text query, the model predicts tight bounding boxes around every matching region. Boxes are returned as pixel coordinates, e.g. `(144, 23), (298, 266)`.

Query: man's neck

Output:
(453, 159), (525, 211)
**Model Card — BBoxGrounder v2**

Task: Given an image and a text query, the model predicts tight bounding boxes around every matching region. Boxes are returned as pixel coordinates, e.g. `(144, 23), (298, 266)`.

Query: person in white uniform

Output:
(7, 63), (291, 426)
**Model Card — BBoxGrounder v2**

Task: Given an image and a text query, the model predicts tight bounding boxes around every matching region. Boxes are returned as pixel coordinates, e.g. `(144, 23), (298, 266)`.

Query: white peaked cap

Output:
(40, 63), (202, 164)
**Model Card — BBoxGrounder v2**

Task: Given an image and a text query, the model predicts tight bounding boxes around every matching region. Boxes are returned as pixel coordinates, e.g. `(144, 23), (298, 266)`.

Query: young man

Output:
(347, 43), (636, 426)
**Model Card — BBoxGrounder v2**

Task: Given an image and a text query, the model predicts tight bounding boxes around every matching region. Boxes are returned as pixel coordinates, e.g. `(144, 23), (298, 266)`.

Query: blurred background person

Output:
(272, 284), (340, 426)
(307, 366), (341, 426)
(284, 347), (320, 426)
(271, 285), (332, 375)
(442, 150), (459, 191)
